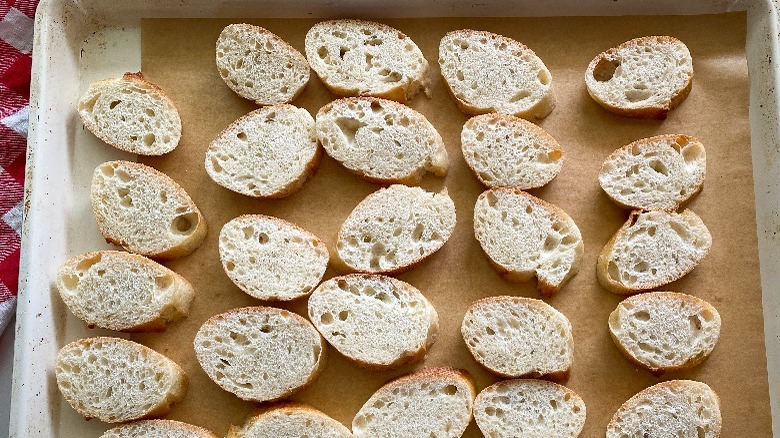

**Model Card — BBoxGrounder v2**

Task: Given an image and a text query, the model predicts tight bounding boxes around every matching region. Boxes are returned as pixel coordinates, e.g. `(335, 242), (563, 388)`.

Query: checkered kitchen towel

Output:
(0, 0), (37, 335)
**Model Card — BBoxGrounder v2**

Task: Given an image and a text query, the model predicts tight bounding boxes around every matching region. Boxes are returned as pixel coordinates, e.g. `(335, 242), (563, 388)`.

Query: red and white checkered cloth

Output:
(0, 0), (37, 335)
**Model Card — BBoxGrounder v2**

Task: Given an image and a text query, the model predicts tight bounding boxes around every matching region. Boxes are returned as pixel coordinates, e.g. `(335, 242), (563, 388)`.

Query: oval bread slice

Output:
(607, 380), (721, 437)
(474, 379), (586, 438)
(461, 296), (574, 379)
(609, 292), (721, 374)
(305, 19), (430, 103)
(216, 24), (310, 105)
(101, 420), (218, 438)
(55, 337), (187, 423)
(219, 214), (329, 301)
(335, 184), (456, 274)
(205, 104), (320, 198)
(308, 274), (439, 369)
(56, 250), (194, 331)
(193, 306), (325, 402)
(597, 209), (712, 294)
(352, 367), (476, 438)
(316, 97), (448, 185)
(600, 134), (706, 211)
(227, 403), (353, 438)
(439, 30), (554, 120)
(461, 113), (563, 189)
(473, 188), (583, 296)
(77, 72), (182, 155)
(585, 36), (693, 119)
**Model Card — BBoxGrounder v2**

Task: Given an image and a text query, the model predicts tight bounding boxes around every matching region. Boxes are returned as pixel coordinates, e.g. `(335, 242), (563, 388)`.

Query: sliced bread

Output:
(55, 337), (187, 423)
(352, 367), (476, 438)
(599, 134), (706, 211)
(227, 403), (353, 438)
(474, 379), (586, 438)
(473, 188), (583, 296)
(461, 296), (574, 379)
(77, 72), (182, 155)
(56, 250), (194, 331)
(316, 97), (448, 185)
(335, 184), (456, 274)
(305, 19), (429, 103)
(308, 274), (439, 369)
(205, 104), (320, 198)
(91, 160), (207, 260)
(216, 24), (310, 105)
(439, 30), (554, 120)
(461, 113), (563, 189)
(607, 380), (721, 437)
(597, 209), (712, 294)
(585, 36), (693, 119)
(101, 420), (218, 438)
(193, 306), (325, 402)
(609, 291), (721, 374)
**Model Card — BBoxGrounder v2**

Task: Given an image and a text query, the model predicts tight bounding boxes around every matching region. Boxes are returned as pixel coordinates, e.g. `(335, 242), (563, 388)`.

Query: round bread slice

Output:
(77, 72), (182, 155)
(316, 97), (448, 185)
(585, 36), (693, 119)
(56, 250), (194, 331)
(205, 104), (320, 198)
(473, 188), (583, 296)
(193, 306), (325, 402)
(352, 367), (476, 438)
(305, 19), (430, 103)
(474, 379), (586, 438)
(91, 160), (207, 260)
(461, 113), (563, 189)
(308, 274), (439, 369)
(219, 214), (329, 301)
(600, 134), (706, 211)
(55, 337), (187, 423)
(101, 420), (218, 438)
(461, 296), (574, 379)
(597, 209), (712, 294)
(439, 30), (554, 120)
(227, 403), (353, 438)
(216, 24), (310, 105)
(609, 292), (721, 374)
(335, 184), (456, 274)
(607, 380), (721, 437)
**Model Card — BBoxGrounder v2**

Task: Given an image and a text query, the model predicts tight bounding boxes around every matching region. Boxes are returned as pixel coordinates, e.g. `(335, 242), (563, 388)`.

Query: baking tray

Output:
(11, 0), (780, 436)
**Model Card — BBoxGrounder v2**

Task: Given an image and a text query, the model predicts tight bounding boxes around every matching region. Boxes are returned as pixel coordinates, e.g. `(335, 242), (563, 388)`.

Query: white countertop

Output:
(1, 319), (15, 437)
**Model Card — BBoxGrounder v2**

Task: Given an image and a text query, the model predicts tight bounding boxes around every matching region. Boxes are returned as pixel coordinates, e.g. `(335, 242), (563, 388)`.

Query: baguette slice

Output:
(305, 19), (430, 103)
(461, 113), (563, 189)
(600, 134), (706, 211)
(308, 274), (439, 369)
(227, 403), (353, 438)
(316, 97), (448, 185)
(56, 250), (194, 331)
(77, 72), (182, 155)
(609, 292), (721, 374)
(474, 379), (586, 438)
(439, 30), (554, 120)
(216, 24), (310, 105)
(585, 36), (693, 119)
(335, 184), (456, 274)
(597, 209), (712, 294)
(461, 296), (574, 379)
(55, 337), (187, 423)
(91, 160), (207, 259)
(352, 367), (476, 438)
(607, 380), (721, 437)
(219, 214), (329, 301)
(101, 420), (218, 438)
(193, 306), (325, 402)
(473, 188), (583, 296)
(205, 104), (320, 198)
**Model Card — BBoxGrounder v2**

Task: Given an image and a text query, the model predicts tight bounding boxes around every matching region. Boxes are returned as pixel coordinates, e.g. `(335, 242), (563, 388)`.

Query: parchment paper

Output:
(137, 14), (770, 436)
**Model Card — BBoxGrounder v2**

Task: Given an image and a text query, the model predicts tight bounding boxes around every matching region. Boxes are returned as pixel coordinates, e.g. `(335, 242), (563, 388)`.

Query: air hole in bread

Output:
(633, 310), (650, 321)
(537, 70), (551, 85)
(442, 384), (458, 395)
(143, 133), (155, 147)
(608, 260), (620, 282)
(60, 274), (79, 290)
(593, 57), (620, 82)
(339, 46), (349, 59)
(682, 143), (704, 163)
(155, 274), (174, 289)
(669, 221), (691, 240)
(75, 253), (103, 272)
(258, 233), (269, 244)
(412, 223), (425, 241)
(509, 89), (531, 102)
(317, 46), (328, 59)
(625, 89), (652, 102)
(335, 117), (367, 145)
(689, 315), (703, 331)
(280, 86), (288, 94)
(109, 100), (122, 110)
(338, 310), (349, 321)
(171, 212), (198, 235)
(236, 132), (247, 141)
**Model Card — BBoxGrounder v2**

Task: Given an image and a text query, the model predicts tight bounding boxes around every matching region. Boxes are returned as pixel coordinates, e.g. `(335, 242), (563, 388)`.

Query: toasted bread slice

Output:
(55, 337), (187, 423)
(91, 160), (207, 259)
(101, 420), (218, 438)
(227, 403), (353, 438)
(316, 97), (448, 185)
(597, 209), (712, 294)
